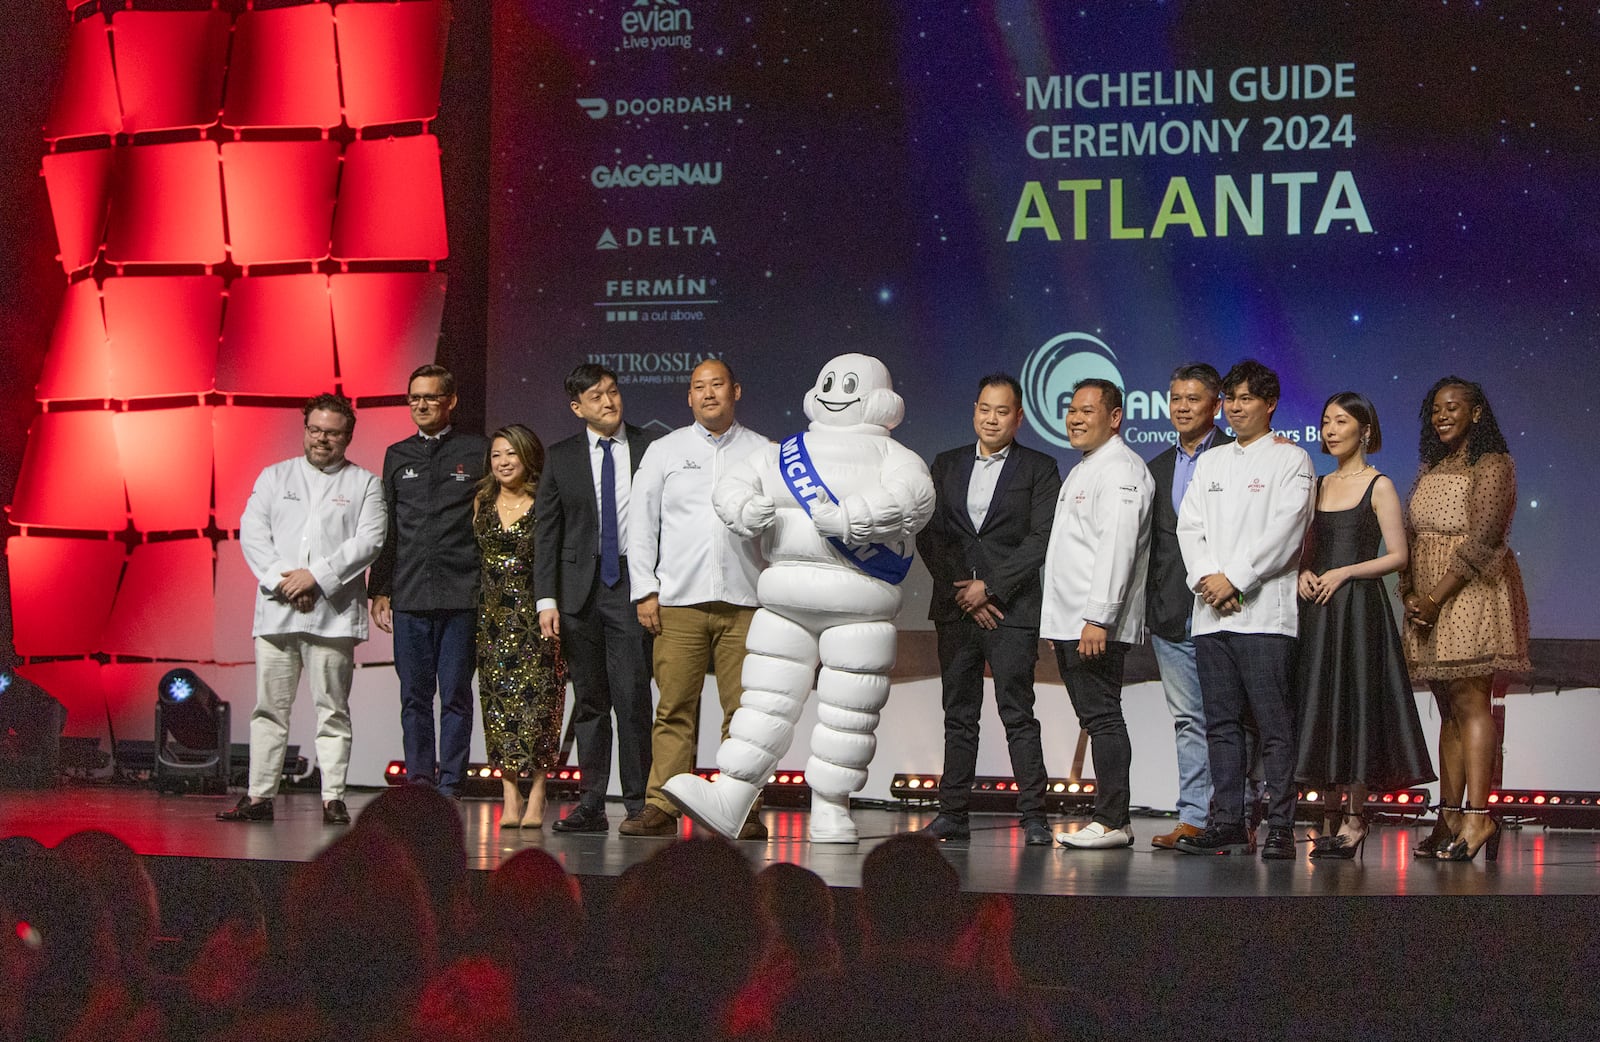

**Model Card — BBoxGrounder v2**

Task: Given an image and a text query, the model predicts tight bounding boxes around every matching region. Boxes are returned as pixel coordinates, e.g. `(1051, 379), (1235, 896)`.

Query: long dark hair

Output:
(1418, 376), (1509, 468)
(475, 424), (545, 517)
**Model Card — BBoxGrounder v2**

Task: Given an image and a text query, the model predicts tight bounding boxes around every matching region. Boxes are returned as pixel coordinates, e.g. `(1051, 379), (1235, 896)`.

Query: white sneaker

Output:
(1055, 821), (1134, 849)
(807, 791), (860, 844)
(660, 773), (759, 840)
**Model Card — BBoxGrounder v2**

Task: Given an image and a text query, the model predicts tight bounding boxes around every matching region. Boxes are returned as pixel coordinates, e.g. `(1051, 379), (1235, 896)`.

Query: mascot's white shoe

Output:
(661, 774), (760, 841)
(807, 791), (860, 844)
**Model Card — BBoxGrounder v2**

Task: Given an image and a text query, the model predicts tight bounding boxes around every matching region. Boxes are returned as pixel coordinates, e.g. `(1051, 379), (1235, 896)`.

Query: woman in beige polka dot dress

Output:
(1400, 378), (1529, 862)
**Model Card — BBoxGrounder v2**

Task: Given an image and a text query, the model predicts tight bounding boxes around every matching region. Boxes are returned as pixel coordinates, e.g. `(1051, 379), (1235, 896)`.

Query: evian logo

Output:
(623, 0), (693, 50)
(596, 226), (717, 249)
(1020, 332), (1125, 450)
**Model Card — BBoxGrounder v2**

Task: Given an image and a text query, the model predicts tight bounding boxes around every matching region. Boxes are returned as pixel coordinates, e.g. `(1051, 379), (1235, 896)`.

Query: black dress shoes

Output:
(552, 804), (610, 834)
(1260, 825), (1298, 860)
(917, 814), (971, 843)
(1175, 822), (1253, 855)
(217, 797), (274, 822)
(323, 799), (351, 825)
(1022, 819), (1054, 846)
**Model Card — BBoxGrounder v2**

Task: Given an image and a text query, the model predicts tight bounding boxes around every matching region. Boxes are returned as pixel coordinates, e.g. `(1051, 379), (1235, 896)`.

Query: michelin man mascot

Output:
(662, 354), (934, 843)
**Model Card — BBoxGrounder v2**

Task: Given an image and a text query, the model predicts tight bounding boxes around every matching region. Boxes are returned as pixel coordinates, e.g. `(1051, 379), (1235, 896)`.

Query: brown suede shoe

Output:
(1151, 822), (1204, 849)
(618, 804), (679, 837)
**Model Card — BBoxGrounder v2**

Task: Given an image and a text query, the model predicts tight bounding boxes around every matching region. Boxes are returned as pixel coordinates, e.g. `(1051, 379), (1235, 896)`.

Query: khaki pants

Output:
(645, 602), (755, 815)
(250, 633), (356, 802)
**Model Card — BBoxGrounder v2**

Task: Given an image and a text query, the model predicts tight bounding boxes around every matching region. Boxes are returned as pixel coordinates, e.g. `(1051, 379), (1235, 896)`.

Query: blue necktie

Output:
(599, 438), (620, 586)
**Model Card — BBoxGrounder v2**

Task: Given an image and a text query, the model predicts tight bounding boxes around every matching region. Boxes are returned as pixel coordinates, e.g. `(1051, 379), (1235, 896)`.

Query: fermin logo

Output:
(604, 275), (711, 299)
(591, 162), (723, 189)
(578, 95), (732, 120)
(596, 226), (717, 249)
(1019, 332), (1125, 449)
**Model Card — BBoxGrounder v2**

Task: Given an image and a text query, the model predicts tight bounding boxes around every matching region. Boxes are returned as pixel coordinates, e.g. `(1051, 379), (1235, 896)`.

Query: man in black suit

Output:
(914, 374), (1061, 846)
(535, 363), (660, 833)
(1143, 362), (1233, 849)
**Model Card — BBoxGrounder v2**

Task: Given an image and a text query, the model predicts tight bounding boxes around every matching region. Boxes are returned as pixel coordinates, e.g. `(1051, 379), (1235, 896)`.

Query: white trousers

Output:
(250, 634), (357, 801)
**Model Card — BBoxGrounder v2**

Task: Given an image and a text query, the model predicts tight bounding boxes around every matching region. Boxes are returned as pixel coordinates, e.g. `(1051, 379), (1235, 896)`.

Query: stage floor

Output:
(5, 786), (1599, 898)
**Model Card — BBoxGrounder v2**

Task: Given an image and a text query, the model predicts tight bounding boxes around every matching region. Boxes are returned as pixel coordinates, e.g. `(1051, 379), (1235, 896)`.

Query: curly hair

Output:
(1418, 376), (1509, 468)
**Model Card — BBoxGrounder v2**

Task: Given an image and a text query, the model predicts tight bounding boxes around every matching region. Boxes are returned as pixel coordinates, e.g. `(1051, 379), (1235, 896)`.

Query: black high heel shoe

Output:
(1413, 804), (1459, 859)
(1310, 811), (1369, 861)
(1437, 805), (1501, 863)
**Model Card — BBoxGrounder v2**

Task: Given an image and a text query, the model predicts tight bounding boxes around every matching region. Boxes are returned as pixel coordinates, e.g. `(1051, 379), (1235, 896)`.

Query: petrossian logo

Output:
(596, 226), (717, 249)
(591, 162), (723, 189)
(1019, 331), (1125, 450)
(577, 95), (731, 120)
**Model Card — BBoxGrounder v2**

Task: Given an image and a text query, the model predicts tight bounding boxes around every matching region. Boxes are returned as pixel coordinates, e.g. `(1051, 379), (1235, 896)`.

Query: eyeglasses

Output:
(305, 425), (351, 440)
(407, 393), (448, 405)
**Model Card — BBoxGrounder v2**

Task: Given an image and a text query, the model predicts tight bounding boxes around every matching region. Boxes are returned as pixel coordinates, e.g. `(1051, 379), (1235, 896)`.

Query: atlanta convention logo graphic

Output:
(1019, 332), (1125, 449)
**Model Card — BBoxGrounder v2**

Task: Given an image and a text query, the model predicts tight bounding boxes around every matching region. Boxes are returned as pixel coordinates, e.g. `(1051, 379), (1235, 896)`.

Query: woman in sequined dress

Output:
(474, 424), (567, 828)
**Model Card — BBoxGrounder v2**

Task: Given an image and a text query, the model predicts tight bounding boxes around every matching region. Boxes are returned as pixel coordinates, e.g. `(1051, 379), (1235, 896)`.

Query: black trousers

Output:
(1195, 631), (1298, 828)
(561, 572), (653, 815)
(936, 620), (1049, 822)
(1055, 640), (1132, 830)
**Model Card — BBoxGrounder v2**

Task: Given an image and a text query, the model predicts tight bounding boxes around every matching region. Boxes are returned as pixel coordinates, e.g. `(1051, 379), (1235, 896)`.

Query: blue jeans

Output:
(393, 609), (477, 796)
(1151, 632), (1212, 828)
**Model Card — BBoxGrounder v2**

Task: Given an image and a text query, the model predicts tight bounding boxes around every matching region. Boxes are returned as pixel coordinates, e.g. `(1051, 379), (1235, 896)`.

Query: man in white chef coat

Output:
(1174, 360), (1315, 859)
(221, 393), (387, 825)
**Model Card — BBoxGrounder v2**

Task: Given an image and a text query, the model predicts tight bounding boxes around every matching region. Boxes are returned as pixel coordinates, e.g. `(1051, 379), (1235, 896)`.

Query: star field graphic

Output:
(490, 1), (1598, 638)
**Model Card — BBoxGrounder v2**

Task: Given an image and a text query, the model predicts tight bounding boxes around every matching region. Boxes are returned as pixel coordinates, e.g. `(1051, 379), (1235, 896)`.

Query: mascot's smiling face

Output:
(803, 353), (905, 431)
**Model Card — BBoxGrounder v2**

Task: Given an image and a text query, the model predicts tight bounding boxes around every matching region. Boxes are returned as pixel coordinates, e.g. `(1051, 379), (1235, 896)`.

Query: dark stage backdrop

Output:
(489, 1), (1598, 641)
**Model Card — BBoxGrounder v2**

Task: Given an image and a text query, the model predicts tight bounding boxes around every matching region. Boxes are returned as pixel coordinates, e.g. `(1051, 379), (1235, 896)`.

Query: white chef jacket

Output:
(1040, 436), (1155, 644)
(239, 456), (388, 640)
(1176, 433), (1315, 638)
(629, 421), (769, 607)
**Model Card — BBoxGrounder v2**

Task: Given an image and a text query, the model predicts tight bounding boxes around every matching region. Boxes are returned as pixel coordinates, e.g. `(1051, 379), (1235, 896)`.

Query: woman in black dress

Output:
(1294, 392), (1435, 859)
(474, 424), (567, 828)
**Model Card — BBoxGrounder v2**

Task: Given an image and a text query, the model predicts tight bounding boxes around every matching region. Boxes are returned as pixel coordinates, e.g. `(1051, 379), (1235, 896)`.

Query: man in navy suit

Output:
(914, 374), (1061, 846)
(535, 363), (660, 833)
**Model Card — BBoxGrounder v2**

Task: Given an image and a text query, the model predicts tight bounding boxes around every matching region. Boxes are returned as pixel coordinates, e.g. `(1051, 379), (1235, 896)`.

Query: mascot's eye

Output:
(821, 372), (834, 393)
(842, 373), (859, 394)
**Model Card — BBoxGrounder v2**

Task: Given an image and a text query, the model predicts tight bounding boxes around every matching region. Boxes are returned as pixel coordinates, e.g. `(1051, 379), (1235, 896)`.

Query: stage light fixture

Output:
(1293, 788), (1431, 823)
(0, 668), (67, 789)
(890, 773), (1098, 813)
(383, 760), (585, 800)
(153, 668), (231, 794)
(1488, 789), (1600, 829)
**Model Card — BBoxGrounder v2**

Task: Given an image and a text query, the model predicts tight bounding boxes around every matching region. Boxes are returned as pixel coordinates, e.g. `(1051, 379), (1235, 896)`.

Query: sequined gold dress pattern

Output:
(1401, 451), (1530, 682)
(476, 508), (567, 772)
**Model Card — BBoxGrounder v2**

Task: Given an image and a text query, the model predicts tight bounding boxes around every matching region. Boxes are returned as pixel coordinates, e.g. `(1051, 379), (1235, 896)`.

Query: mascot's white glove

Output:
(736, 494), (777, 536)
(807, 489), (852, 543)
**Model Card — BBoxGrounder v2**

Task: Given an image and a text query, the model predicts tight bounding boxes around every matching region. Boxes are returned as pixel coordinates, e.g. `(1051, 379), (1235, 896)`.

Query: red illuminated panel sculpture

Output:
(334, 0), (449, 128)
(14, 660), (107, 739)
(112, 407), (214, 533)
(104, 141), (226, 266)
(43, 14), (120, 141)
(34, 279), (111, 403)
(332, 135), (448, 261)
(109, 10), (230, 134)
(41, 148), (114, 273)
(341, 404), (417, 478)
(212, 406), (312, 530)
(8, 412), (127, 532)
(211, 540), (259, 666)
(222, 3), (342, 131)
(102, 275), (222, 399)
(101, 538), (217, 661)
(330, 272), (447, 398)
(221, 141), (341, 266)
(216, 275), (336, 396)
(5, 537), (126, 657)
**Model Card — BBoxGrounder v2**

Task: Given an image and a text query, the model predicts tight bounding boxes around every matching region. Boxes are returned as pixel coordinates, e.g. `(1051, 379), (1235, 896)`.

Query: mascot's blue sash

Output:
(778, 433), (913, 585)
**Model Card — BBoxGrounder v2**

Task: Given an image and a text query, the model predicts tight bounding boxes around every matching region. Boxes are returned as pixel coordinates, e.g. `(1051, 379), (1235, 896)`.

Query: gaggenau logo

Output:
(590, 161), (723, 189)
